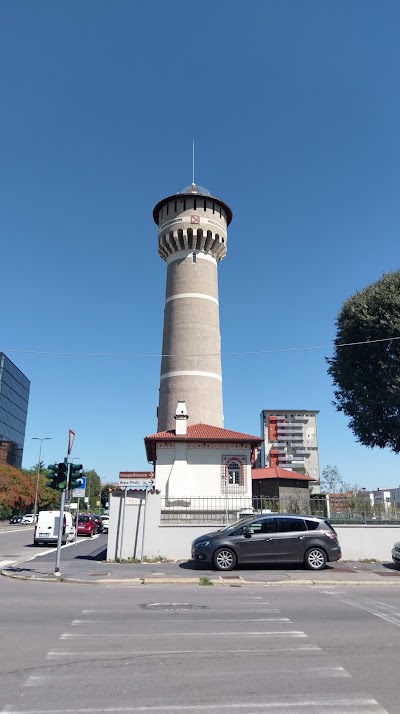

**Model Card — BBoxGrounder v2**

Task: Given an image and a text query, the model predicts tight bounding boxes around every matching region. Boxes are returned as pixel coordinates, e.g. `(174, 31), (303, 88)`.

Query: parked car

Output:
(34, 510), (75, 546)
(392, 541), (400, 564)
(77, 515), (97, 537)
(101, 516), (109, 533)
(21, 514), (35, 525)
(91, 514), (103, 533)
(9, 515), (24, 525)
(191, 513), (342, 571)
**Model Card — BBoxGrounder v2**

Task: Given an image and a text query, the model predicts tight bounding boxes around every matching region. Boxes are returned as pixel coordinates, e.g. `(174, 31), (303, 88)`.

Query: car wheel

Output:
(213, 547), (237, 571)
(304, 547), (327, 570)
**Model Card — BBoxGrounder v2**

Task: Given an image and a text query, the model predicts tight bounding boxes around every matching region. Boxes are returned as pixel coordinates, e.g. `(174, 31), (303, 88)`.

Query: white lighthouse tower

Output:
(153, 182), (233, 432)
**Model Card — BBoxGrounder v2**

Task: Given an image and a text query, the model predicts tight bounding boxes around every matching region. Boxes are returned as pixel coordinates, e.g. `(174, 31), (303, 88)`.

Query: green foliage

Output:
(199, 577), (214, 586)
(327, 270), (400, 452)
(292, 467), (307, 475)
(0, 504), (12, 520)
(20, 468), (60, 509)
(85, 470), (101, 509)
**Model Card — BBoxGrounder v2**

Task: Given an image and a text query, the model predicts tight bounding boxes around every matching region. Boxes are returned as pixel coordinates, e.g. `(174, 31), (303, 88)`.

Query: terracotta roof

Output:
(252, 467), (316, 482)
(145, 423), (262, 462)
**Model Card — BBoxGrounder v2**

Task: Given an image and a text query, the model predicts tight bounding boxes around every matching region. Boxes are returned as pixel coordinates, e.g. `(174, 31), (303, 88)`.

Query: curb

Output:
(3, 568), (400, 587)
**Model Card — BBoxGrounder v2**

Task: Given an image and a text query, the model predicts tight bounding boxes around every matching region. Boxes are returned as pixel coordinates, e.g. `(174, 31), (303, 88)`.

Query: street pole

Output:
(74, 497), (80, 544)
(140, 488), (148, 564)
(118, 488), (127, 560)
(55, 487), (66, 575)
(31, 437), (52, 521)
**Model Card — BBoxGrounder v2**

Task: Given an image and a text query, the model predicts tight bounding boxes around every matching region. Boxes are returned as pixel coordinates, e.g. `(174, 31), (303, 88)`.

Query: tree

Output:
(84, 470), (101, 509)
(327, 270), (400, 452)
(32, 461), (45, 472)
(0, 465), (34, 512)
(320, 465), (349, 494)
(21, 468), (60, 510)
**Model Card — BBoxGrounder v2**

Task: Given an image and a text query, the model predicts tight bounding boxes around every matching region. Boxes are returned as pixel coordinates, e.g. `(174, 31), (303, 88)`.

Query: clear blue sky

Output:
(1, 1), (399, 488)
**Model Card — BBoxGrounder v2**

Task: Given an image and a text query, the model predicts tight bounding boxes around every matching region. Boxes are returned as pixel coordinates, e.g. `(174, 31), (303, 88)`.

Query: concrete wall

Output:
(107, 491), (400, 562)
(335, 525), (400, 561)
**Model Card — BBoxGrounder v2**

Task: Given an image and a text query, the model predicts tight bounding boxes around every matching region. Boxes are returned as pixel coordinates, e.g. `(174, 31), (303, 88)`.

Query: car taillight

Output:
(324, 531), (337, 540)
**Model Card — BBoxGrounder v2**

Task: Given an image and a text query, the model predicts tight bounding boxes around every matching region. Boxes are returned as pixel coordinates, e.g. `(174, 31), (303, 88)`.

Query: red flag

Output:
(68, 429), (75, 456)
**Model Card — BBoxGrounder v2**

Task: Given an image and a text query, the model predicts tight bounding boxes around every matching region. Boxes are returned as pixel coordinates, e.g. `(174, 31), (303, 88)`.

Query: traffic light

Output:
(69, 463), (84, 490)
(47, 461), (68, 490)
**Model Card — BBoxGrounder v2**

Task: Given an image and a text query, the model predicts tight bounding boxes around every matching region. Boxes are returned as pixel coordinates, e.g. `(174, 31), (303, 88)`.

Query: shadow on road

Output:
(179, 560), (337, 572)
(75, 547), (107, 561)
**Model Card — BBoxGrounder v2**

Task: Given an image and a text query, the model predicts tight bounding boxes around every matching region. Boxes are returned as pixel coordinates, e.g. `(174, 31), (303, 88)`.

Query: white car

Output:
(101, 516), (109, 533)
(21, 514), (35, 524)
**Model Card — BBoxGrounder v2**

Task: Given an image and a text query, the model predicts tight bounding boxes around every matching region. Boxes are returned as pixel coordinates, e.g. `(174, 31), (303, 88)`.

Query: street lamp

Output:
(31, 437), (52, 519)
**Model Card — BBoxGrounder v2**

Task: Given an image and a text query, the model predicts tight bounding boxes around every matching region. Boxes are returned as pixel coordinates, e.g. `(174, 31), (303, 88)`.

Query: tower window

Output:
(193, 252), (197, 263)
(193, 199), (197, 210)
(219, 205), (222, 217)
(183, 199), (186, 210)
(166, 203), (169, 215)
(204, 200), (207, 211)
(174, 201), (177, 212)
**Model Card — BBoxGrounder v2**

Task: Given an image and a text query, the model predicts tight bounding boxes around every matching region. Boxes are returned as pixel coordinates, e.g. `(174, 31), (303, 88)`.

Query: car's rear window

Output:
(79, 517), (90, 523)
(304, 519), (320, 530)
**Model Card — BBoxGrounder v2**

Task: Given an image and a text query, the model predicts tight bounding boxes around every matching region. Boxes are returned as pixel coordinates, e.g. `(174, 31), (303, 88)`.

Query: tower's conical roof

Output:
(176, 182), (211, 197)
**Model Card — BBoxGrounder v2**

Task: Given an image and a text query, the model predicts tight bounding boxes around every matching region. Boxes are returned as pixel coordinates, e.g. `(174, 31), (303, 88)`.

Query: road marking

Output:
(1, 695), (387, 712)
(71, 617), (291, 625)
(59, 630), (307, 639)
(24, 675), (48, 687)
(27, 535), (100, 560)
(46, 645), (323, 659)
(323, 592), (400, 628)
(0, 560), (16, 568)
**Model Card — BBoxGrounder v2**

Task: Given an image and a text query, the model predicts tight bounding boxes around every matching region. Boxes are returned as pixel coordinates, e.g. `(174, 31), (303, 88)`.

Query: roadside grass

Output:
(199, 577), (214, 586)
(109, 555), (171, 564)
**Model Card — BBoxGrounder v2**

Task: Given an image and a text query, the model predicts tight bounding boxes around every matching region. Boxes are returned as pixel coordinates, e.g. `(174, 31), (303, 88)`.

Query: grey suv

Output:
(191, 514), (341, 571)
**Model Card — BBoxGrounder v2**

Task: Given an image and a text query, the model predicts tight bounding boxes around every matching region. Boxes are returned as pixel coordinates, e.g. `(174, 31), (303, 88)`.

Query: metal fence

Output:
(160, 496), (327, 526)
(160, 495), (400, 525)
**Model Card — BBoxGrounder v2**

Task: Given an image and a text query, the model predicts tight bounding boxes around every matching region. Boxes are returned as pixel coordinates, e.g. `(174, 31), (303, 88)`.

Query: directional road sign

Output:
(118, 477), (155, 489)
(73, 476), (87, 498)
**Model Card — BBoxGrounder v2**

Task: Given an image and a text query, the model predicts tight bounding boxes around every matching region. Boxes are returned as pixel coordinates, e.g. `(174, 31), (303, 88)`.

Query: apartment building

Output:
(260, 410), (320, 489)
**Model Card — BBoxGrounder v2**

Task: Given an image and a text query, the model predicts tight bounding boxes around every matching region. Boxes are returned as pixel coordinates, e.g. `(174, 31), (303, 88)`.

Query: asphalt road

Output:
(0, 526), (107, 569)
(1, 579), (399, 713)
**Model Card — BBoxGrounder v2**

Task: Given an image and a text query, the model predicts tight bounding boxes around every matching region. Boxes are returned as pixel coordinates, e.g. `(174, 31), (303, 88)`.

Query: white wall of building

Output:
(155, 442), (253, 499)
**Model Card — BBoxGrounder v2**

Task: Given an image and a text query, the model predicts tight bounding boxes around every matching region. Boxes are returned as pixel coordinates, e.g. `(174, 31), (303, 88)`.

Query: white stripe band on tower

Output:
(166, 250), (217, 265)
(166, 293), (219, 306)
(160, 370), (222, 381)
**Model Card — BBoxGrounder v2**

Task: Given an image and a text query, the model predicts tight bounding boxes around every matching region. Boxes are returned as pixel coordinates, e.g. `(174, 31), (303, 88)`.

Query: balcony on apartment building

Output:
(279, 457), (306, 466)
(276, 423), (303, 432)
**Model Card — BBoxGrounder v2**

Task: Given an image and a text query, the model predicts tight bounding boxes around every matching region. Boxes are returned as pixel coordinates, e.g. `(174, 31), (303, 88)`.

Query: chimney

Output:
(174, 401), (188, 436)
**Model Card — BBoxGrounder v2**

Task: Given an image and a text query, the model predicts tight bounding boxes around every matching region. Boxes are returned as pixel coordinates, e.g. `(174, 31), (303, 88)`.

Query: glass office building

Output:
(0, 353), (30, 468)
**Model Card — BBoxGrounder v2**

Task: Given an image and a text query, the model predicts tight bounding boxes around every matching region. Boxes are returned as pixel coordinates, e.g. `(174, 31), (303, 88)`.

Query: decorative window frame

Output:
(221, 454), (247, 494)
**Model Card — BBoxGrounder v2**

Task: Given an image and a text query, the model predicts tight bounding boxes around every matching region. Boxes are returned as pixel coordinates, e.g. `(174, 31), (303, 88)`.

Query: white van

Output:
(34, 511), (75, 547)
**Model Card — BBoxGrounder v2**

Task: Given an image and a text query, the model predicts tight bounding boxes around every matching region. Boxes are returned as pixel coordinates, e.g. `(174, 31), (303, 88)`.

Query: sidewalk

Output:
(3, 555), (400, 586)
